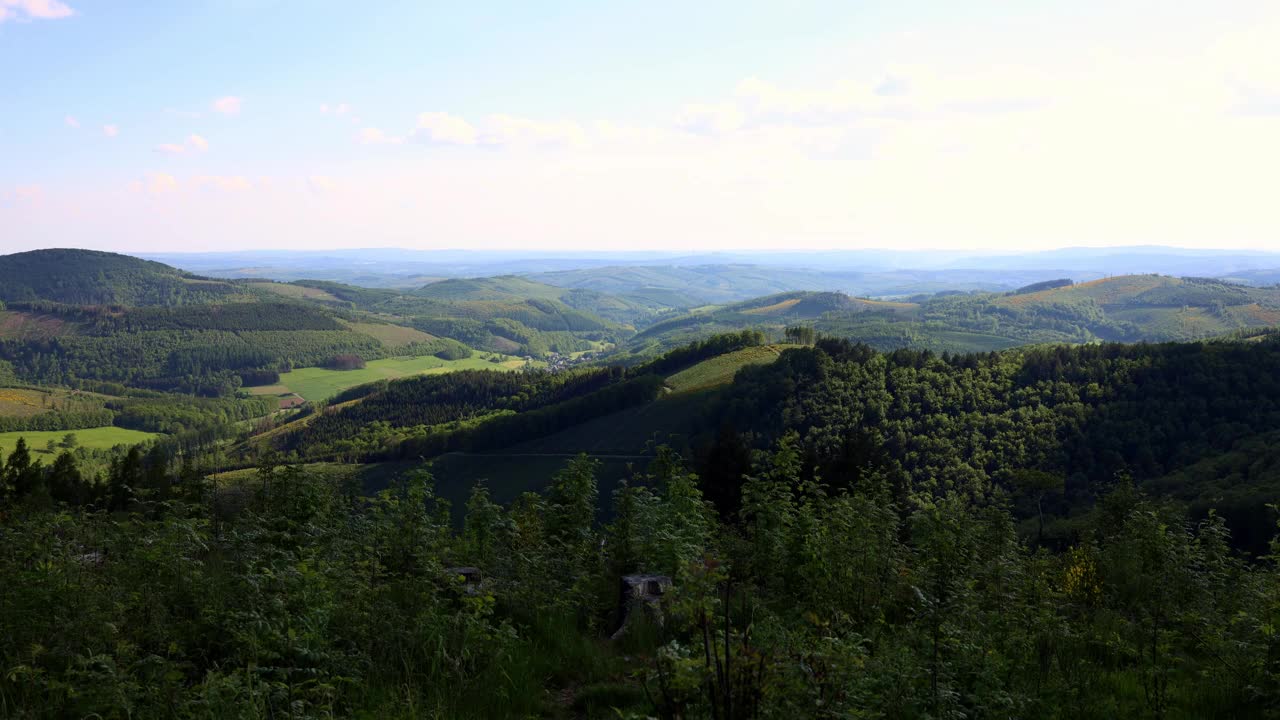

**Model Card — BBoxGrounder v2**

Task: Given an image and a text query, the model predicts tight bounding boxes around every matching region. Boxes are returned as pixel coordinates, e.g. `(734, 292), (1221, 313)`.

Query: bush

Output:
(329, 353), (367, 370)
(434, 344), (473, 361)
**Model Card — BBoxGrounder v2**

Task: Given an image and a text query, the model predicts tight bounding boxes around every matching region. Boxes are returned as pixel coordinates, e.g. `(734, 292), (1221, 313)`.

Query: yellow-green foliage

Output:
(665, 344), (797, 395)
(0, 388), (66, 418)
(0, 310), (78, 340)
(248, 281), (341, 302)
(0, 426), (159, 455)
(342, 321), (439, 348)
(274, 354), (537, 401)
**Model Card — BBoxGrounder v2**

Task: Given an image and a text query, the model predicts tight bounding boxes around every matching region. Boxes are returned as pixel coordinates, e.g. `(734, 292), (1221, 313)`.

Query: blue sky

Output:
(2, 0), (1278, 253)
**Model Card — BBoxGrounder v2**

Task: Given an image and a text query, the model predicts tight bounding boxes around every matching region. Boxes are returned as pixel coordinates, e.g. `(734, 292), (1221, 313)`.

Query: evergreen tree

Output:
(47, 451), (85, 506)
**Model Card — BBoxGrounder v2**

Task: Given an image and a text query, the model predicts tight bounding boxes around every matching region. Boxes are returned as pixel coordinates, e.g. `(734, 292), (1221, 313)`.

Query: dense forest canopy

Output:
(0, 249), (246, 306)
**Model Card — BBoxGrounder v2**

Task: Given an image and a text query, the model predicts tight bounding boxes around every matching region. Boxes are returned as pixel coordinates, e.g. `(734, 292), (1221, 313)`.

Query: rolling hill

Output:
(0, 249), (249, 306)
(410, 275), (665, 327)
(621, 276), (1280, 355)
(523, 264), (1098, 306)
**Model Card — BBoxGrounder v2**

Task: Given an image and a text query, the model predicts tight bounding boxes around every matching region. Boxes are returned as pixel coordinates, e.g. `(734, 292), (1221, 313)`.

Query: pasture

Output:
(665, 344), (797, 395)
(0, 426), (160, 456)
(257, 354), (535, 402)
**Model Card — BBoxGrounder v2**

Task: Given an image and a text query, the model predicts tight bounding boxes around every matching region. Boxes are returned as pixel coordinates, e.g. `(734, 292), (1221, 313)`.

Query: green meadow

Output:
(256, 354), (536, 402)
(0, 426), (161, 456)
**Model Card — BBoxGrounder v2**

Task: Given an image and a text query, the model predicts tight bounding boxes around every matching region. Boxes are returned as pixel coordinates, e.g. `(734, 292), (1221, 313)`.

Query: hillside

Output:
(0, 249), (247, 306)
(412, 275), (663, 327)
(229, 276), (646, 358)
(623, 275), (1280, 356)
(8, 322), (1280, 719)
(233, 330), (1280, 556)
(524, 264), (1068, 306)
(663, 343), (796, 394)
(626, 290), (924, 354)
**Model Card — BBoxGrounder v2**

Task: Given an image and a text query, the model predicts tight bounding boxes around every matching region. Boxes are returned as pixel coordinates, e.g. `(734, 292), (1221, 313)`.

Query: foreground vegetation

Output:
(1, 443), (1277, 718)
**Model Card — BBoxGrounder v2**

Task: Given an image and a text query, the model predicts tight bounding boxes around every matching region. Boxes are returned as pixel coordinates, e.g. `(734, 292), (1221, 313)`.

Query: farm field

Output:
(664, 343), (798, 394)
(926, 331), (1022, 352)
(247, 281), (341, 302)
(253, 354), (535, 402)
(0, 426), (160, 456)
(341, 321), (438, 348)
(0, 388), (64, 417)
(0, 387), (114, 418)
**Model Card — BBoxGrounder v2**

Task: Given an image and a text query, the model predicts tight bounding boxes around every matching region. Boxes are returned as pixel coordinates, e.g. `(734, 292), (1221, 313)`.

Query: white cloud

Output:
(154, 135), (209, 155)
(0, 0), (75, 23)
(677, 102), (745, 135)
(483, 114), (587, 147)
(64, 115), (79, 128)
(12, 184), (44, 202)
(145, 173), (178, 194)
(397, 112), (589, 148)
(307, 175), (338, 193)
(193, 175), (252, 192)
(102, 124), (118, 137)
(357, 127), (402, 145)
(212, 96), (242, 115)
(413, 112), (480, 145)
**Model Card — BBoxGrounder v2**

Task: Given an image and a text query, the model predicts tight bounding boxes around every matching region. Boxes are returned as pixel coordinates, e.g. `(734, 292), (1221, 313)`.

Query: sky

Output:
(1, 0), (1278, 254)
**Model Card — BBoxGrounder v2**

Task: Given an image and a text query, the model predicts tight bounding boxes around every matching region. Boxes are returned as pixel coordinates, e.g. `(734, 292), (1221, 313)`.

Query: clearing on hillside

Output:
(741, 298), (803, 315)
(0, 426), (159, 455)
(0, 310), (76, 340)
(249, 281), (342, 302)
(268, 354), (537, 402)
(342, 321), (439, 348)
(0, 387), (108, 418)
(665, 344), (798, 395)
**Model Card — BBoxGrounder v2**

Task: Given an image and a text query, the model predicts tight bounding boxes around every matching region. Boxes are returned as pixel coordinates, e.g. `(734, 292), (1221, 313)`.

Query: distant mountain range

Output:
(139, 246), (1280, 296)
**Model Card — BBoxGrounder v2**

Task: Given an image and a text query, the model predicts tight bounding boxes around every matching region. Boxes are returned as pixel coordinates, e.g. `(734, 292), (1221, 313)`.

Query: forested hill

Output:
(626, 274), (1280, 355)
(0, 249), (246, 306)
(410, 275), (664, 327)
(245, 329), (1280, 553)
(5, 325), (1280, 716)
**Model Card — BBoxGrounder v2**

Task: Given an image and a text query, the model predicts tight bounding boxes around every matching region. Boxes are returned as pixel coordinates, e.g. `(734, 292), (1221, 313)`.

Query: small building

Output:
(612, 573), (673, 640)
(277, 393), (306, 409)
(445, 566), (483, 595)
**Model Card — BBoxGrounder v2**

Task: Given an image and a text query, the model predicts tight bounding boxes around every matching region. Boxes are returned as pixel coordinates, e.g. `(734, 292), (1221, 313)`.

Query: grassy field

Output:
(342, 321), (438, 348)
(0, 426), (159, 456)
(742, 298), (802, 315)
(0, 310), (77, 340)
(248, 281), (342, 302)
(665, 344), (798, 395)
(0, 387), (62, 418)
(255, 354), (534, 402)
(927, 331), (1022, 352)
(0, 387), (115, 419)
(1108, 307), (1231, 340)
